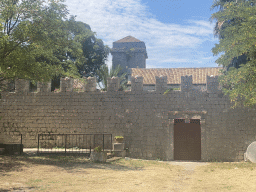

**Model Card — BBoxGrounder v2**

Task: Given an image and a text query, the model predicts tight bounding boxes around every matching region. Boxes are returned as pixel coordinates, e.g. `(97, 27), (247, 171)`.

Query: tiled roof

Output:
(128, 67), (223, 85)
(114, 36), (142, 43)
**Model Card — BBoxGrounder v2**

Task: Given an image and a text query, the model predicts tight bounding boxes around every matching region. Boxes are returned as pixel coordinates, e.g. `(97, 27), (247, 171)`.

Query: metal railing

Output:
(37, 133), (112, 154)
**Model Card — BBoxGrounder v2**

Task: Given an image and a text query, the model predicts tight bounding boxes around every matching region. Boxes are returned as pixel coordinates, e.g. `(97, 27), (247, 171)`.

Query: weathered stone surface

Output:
(244, 141), (256, 163)
(113, 143), (124, 151)
(0, 76), (256, 161)
(90, 152), (107, 162)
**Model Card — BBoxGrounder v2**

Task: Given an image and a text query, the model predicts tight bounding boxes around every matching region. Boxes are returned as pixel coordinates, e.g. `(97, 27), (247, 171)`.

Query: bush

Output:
(94, 146), (102, 152)
(114, 136), (124, 139)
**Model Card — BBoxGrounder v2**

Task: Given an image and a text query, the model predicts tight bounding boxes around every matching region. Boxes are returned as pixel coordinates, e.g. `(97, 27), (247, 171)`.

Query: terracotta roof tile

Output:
(129, 67), (222, 85)
(115, 36), (142, 43)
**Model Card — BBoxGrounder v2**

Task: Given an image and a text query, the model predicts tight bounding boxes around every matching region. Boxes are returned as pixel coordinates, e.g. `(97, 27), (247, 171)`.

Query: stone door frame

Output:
(168, 110), (207, 161)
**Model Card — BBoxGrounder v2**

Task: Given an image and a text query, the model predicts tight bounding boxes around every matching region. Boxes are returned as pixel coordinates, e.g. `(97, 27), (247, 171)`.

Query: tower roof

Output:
(114, 36), (142, 43)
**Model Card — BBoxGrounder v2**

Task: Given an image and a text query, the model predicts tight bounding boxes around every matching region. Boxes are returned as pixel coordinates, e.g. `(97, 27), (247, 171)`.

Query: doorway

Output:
(174, 119), (201, 160)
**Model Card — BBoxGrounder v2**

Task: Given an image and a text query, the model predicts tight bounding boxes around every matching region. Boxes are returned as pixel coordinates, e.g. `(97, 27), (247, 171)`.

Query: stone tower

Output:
(111, 36), (148, 73)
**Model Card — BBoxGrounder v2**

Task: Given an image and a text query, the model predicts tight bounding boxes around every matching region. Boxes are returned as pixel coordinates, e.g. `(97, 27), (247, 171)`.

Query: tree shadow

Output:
(0, 186), (37, 192)
(0, 153), (143, 174)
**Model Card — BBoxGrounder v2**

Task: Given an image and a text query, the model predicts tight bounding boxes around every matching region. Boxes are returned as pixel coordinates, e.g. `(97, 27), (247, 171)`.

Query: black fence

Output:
(37, 133), (112, 154)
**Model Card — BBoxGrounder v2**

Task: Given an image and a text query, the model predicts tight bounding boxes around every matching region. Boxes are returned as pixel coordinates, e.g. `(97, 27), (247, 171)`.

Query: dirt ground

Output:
(0, 154), (256, 192)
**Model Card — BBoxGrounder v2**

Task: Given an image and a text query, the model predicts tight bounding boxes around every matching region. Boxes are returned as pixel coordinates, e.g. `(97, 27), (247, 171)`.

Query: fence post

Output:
(111, 134), (112, 152)
(94, 135), (95, 149)
(20, 134), (23, 155)
(103, 134), (104, 152)
(37, 134), (40, 154)
(65, 134), (67, 154)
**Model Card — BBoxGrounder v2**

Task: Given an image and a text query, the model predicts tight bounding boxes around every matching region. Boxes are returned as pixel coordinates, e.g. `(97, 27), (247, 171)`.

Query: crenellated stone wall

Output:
(0, 76), (256, 161)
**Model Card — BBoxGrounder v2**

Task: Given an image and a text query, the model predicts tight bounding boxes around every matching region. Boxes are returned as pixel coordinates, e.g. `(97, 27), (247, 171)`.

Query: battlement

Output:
(206, 75), (219, 93)
(131, 76), (143, 92)
(15, 79), (30, 93)
(4, 75), (220, 94)
(107, 77), (120, 92)
(155, 76), (167, 93)
(181, 75), (193, 91)
(85, 77), (97, 92)
(60, 77), (73, 92)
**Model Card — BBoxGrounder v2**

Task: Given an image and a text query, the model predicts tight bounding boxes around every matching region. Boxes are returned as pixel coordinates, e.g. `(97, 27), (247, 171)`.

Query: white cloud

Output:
(188, 20), (215, 29)
(64, 0), (218, 68)
(202, 56), (214, 60)
(160, 58), (190, 63)
(146, 64), (161, 68)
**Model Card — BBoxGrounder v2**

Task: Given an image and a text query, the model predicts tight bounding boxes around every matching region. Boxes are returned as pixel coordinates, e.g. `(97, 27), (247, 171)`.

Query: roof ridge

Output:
(114, 36), (142, 43)
(130, 67), (222, 69)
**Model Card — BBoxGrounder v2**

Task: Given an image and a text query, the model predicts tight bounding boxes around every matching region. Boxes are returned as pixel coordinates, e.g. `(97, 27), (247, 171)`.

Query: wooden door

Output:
(174, 119), (201, 160)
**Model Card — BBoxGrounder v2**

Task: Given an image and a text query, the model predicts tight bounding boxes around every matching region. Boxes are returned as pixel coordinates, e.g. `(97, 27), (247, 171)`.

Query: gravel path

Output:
(168, 161), (209, 171)
(167, 161), (209, 192)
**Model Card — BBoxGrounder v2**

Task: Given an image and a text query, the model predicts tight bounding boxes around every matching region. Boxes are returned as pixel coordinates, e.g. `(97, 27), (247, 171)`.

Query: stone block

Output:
(114, 150), (126, 158)
(60, 77), (74, 92)
(131, 76), (143, 92)
(0, 144), (23, 155)
(15, 79), (30, 93)
(207, 76), (219, 93)
(90, 151), (107, 162)
(113, 143), (125, 151)
(86, 77), (97, 92)
(155, 76), (167, 93)
(107, 77), (120, 92)
(181, 75), (192, 91)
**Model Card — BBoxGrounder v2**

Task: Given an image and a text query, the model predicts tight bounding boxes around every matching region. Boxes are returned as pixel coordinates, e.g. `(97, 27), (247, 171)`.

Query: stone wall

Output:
(0, 76), (256, 161)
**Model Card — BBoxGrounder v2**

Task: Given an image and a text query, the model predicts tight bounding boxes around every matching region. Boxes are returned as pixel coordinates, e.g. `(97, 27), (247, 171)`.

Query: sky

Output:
(64, 0), (221, 69)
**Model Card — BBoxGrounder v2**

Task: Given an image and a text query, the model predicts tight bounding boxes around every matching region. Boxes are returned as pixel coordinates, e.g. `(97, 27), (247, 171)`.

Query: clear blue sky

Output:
(65, 0), (221, 68)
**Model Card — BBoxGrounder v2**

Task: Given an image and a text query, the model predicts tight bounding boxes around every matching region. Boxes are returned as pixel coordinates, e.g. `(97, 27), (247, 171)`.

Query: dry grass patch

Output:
(2, 155), (256, 192)
(185, 161), (256, 192)
(0, 155), (182, 192)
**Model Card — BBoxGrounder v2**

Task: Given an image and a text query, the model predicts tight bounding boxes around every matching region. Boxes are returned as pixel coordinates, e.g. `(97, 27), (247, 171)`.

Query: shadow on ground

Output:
(0, 186), (37, 192)
(0, 153), (143, 174)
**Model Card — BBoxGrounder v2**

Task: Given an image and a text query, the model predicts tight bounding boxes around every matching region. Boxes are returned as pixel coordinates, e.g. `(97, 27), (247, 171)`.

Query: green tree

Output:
(50, 17), (110, 80)
(96, 64), (127, 91)
(65, 18), (110, 78)
(49, 17), (110, 91)
(0, 0), (110, 92)
(211, 1), (256, 107)
(211, 0), (249, 70)
(0, 0), (84, 91)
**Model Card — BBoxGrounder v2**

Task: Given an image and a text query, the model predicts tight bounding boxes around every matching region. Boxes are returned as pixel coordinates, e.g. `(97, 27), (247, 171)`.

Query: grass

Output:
(0, 155), (256, 192)
(204, 161), (255, 171)
(111, 158), (176, 170)
(186, 161), (256, 192)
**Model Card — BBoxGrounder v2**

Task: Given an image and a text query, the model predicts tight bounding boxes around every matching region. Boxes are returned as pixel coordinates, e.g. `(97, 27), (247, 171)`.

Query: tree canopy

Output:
(0, 0), (109, 91)
(211, 0), (256, 107)
(51, 17), (110, 90)
(211, 0), (249, 70)
(66, 18), (110, 78)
